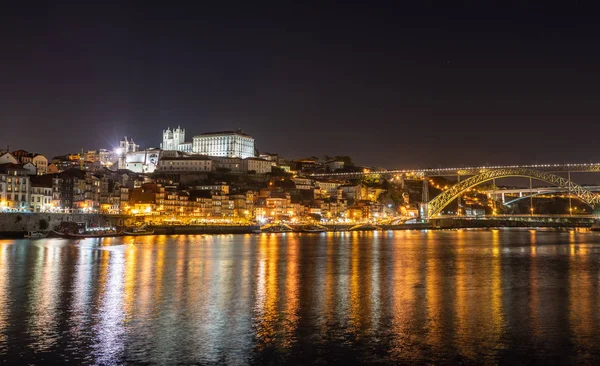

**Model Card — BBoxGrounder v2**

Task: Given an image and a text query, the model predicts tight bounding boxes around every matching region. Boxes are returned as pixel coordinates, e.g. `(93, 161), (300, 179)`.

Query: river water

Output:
(2, 230), (600, 364)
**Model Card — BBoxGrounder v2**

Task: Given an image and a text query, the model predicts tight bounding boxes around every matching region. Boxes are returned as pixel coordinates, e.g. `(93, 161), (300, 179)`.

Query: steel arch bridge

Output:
(426, 168), (600, 218)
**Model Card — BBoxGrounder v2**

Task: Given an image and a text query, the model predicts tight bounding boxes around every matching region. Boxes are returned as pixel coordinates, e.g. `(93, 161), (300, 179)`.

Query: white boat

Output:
(25, 231), (49, 239)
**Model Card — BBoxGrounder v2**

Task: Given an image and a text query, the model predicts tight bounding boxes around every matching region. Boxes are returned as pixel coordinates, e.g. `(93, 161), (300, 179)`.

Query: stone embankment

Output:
(1, 213), (594, 239)
(149, 225), (260, 235)
(0, 213), (114, 238)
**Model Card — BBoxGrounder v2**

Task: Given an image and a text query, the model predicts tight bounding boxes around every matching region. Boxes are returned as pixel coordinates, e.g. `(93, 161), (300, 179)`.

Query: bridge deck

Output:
(312, 163), (600, 177)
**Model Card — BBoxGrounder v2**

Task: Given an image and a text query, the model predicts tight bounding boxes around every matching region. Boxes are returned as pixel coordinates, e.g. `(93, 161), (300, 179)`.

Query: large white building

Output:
(192, 130), (255, 158)
(123, 149), (160, 173)
(161, 126), (192, 152)
(119, 136), (139, 153)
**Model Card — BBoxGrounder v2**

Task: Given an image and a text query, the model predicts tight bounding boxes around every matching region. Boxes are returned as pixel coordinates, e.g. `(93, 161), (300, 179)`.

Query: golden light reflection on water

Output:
(123, 244), (137, 321)
(4, 230), (600, 364)
(490, 230), (504, 345)
(349, 234), (362, 336)
(425, 233), (445, 354)
(322, 233), (336, 334)
(568, 231), (596, 358)
(281, 235), (299, 348)
(255, 233), (279, 350)
(529, 230), (541, 340)
(389, 231), (422, 362)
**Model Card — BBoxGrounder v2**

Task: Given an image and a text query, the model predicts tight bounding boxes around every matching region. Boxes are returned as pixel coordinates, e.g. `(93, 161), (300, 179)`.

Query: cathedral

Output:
(160, 126), (192, 152)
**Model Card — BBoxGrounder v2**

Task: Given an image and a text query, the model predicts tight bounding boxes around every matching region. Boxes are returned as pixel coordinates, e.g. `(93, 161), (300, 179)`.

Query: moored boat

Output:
(123, 229), (155, 236)
(52, 222), (122, 238)
(349, 224), (382, 231)
(25, 231), (49, 239)
(123, 224), (155, 236)
(52, 230), (123, 239)
(302, 225), (326, 233)
(261, 224), (294, 233)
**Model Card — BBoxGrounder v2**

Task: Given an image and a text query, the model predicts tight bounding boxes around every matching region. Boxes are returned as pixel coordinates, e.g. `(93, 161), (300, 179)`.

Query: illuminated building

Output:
(29, 175), (53, 212)
(0, 152), (18, 165)
(212, 157), (243, 172)
(161, 126), (192, 152)
(119, 136), (139, 153)
(22, 162), (37, 176)
(0, 163), (31, 211)
(192, 130), (255, 158)
(32, 154), (48, 175)
(123, 149), (160, 173)
(157, 155), (213, 172)
(243, 158), (274, 174)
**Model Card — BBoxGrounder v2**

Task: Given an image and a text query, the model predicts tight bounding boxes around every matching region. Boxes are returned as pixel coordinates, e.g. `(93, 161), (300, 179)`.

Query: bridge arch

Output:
(426, 168), (600, 218)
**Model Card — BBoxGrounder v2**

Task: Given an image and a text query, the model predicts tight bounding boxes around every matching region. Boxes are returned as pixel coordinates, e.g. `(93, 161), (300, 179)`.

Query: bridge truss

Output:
(426, 168), (600, 218)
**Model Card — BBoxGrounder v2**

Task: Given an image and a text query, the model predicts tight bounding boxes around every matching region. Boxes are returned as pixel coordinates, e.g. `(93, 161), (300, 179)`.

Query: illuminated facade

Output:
(123, 149), (160, 173)
(243, 157), (274, 174)
(30, 176), (53, 212)
(157, 156), (213, 172)
(0, 164), (31, 211)
(32, 154), (48, 175)
(192, 130), (255, 158)
(161, 126), (192, 152)
(119, 136), (139, 153)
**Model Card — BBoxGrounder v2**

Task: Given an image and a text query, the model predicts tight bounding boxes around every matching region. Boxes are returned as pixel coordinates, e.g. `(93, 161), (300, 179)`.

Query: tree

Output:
(309, 213), (322, 222)
(270, 167), (292, 178)
(273, 178), (295, 189)
(38, 219), (49, 230)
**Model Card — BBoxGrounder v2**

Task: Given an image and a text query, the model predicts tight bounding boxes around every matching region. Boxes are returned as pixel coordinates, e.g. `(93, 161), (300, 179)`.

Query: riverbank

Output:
(0, 212), (595, 238)
(0, 213), (117, 238)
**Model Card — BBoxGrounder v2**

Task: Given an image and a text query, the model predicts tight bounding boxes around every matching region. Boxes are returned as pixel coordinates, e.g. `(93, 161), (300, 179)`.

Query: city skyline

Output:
(2, 3), (600, 168)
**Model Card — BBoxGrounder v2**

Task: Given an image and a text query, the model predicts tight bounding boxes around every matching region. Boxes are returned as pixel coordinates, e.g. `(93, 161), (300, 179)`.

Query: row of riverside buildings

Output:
(0, 156), (403, 221)
(1, 127), (415, 221)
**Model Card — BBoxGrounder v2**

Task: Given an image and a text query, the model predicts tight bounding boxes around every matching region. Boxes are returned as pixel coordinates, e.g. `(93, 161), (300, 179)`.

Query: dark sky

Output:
(1, 2), (599, 168)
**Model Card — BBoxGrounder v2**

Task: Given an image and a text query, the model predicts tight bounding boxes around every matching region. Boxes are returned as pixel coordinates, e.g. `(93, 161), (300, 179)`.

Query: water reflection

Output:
(2, 230), (600, 364)
(0, 243), (10, 350)
(27, 243), (62, 352)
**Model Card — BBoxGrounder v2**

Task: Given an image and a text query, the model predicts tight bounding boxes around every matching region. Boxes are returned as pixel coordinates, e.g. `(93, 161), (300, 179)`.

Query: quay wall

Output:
(430, 218), (594, 229)
(149, 225), (260, 235)
(0, 213), (113, 238)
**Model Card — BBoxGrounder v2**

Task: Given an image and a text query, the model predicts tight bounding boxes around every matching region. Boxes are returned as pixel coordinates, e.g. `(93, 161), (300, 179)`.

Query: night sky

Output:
(1, 2), (599, 168)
